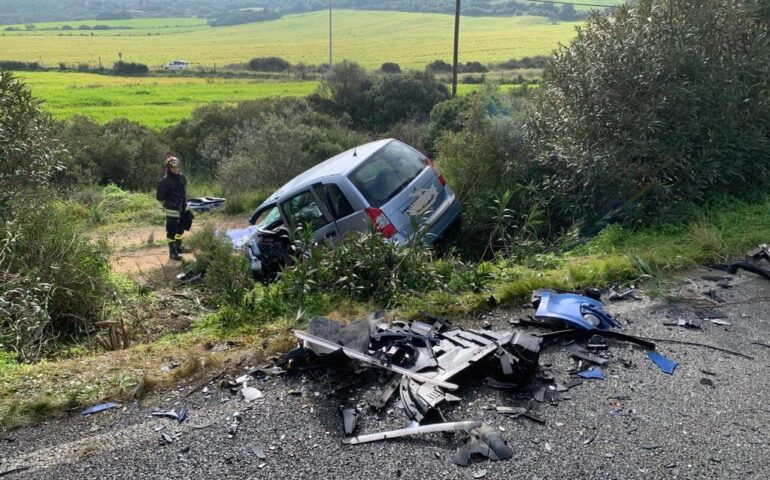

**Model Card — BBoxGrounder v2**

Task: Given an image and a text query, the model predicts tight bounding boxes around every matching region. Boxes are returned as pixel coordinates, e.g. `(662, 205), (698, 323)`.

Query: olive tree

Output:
(530, 0), (770, 224)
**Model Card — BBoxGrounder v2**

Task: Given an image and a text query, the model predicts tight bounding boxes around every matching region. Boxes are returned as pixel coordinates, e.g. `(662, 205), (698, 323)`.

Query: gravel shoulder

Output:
(2, 267), (770, 479)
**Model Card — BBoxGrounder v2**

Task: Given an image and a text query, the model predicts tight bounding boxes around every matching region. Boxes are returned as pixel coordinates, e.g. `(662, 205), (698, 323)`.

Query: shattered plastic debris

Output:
(452, 425), (514, 466)
(533, 291), (620, 331)
(241, 383), (264, 402)
(343, 420), (481, 445)
(228, 413), (241, 437)
(577, 367), (605, 380)
(710, 319), (732, 326)
(252, 445), (267, 460)
(290, 314), (540, 424)
(151, 411), (180, 420)
(700, 378), (715, 388)
(495, 406), (527, 417)
(647, 351), (678, 375)
(159, 431), (178, 445)
(81, 402), (120, 416)
(341, 405), (359, 435)
(567, 343), (610, 366)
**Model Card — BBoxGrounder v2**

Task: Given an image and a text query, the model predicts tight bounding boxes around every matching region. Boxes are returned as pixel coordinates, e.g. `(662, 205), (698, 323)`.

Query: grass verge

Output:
(2, 195), (768, 428)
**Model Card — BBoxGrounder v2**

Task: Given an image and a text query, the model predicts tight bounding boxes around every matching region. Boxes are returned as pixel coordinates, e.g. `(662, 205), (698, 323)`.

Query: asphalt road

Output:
(2, 267), (770, 479)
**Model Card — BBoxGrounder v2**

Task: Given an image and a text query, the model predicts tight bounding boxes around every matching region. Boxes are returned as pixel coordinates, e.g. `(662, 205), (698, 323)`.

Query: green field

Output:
(0, 10), (580, 69)
(19, 72), (520, 129)
(18, 72), (318, 129)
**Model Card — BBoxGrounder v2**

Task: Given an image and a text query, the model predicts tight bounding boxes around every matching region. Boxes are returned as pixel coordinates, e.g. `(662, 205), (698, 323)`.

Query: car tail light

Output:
(424, 157), (446, 186)
(365, 207), (397, 238)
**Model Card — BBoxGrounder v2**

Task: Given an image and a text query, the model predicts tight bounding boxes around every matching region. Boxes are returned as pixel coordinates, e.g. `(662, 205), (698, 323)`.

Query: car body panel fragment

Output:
(342, 420), (482, 445)
(534, 291), (620, 331)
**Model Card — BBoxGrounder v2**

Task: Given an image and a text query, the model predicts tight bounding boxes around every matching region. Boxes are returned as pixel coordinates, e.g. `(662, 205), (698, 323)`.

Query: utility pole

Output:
(452, 0), (460, 97)
(329, 0), (333, 71)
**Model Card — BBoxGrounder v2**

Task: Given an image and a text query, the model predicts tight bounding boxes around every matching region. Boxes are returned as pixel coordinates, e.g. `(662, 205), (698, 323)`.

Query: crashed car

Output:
(246, 138), (461, 279)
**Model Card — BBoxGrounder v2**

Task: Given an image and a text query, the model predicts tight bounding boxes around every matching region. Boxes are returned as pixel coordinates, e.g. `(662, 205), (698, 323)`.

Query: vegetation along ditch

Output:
(0, 0), (768, 428)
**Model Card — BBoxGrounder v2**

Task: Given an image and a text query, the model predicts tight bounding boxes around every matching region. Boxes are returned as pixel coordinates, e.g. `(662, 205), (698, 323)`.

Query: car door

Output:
(280, 187), (340, 243)
(317, 182), (369, 241)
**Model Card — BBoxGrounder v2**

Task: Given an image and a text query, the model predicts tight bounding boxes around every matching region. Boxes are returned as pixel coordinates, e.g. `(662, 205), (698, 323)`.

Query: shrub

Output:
(215, 99), (367, 193)
(279, 229), (446, 306)
(460, 61), (488, 73)
(2, 201), (112, 360)
(426, 60), (452, 73)
(59, 117), (170, 190)
(434, 90), (544, 258)
(112, 61), (149, 75)
(362, 71), (450, 131)
(247, 56), (291, 72)
(530, 0), (770, 225)
(187, 224), (253, 307)
(380, 62), (401, 74)
(1, 72), (113, 361)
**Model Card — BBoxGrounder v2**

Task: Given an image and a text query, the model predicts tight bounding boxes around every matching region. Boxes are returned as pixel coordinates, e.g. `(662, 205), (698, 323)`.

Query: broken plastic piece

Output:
(534, 291), (620, 331)
(577, 367), (605, 380)
(252, 445), (266, 460)
(567, 343), (609, 366)
(228, 415), (241, 437)
(242, 383), (264, 402)
(495, 406), (527, 416)
(342, 420), (482, 445)
(341, 406), (359, 435)
(293, 329), (458, 390)
(647, 351), (678, 375)
(452, 425), (513, 466)
(80, 402), (120, 416)
(710, 319), (732, 326)
(159, 431), (176, 445)
(152, 411), (180, 420)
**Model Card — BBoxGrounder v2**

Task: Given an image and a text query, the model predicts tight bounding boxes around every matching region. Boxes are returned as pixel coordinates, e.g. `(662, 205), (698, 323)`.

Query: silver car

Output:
(246, 138), (461, 279)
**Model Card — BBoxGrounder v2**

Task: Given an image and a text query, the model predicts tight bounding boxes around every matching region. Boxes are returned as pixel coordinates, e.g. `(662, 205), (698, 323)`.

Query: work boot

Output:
(174, 239), (189, 254)
(168, 242), (183, 261)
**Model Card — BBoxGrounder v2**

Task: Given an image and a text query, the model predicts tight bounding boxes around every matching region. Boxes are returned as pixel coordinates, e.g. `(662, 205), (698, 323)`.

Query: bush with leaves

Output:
(275, 227), (446, 307)
(187, 224), (253, 307)
(530, 0), (770, 226)
(58, 117), (171, 190)
(434, 88), (548, 258)
(317, 62), (450, 132)
(1, 71), (112, 361)
(215, 100), (367, 193)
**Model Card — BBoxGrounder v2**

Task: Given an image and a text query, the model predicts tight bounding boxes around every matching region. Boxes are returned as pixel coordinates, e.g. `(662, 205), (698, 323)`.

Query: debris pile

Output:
(276, 295), (657, 467)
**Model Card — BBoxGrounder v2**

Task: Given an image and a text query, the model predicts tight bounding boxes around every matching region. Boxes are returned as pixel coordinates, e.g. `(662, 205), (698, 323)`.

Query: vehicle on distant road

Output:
(246, 138), (461, 279)
(164, 60), (189, 70)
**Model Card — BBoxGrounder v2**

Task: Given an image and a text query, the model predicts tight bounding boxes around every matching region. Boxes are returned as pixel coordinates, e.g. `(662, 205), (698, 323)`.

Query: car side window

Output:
(321, 184), (354, 219)
(281, 190), (328, 230)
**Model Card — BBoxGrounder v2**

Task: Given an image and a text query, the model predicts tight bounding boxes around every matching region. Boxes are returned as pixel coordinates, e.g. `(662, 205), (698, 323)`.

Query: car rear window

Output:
(349, 141), (426, 208)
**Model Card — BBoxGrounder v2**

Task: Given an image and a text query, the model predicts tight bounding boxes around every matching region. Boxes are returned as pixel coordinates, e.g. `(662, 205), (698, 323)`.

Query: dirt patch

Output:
(108, 213), (249, 277)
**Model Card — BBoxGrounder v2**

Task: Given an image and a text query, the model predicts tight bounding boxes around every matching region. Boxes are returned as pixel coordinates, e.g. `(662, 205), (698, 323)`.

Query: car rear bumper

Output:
(425, 198), (461, 245)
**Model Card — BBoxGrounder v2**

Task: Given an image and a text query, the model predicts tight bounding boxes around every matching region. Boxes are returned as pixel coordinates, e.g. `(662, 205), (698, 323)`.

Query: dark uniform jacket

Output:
(156, 172), (187, 214)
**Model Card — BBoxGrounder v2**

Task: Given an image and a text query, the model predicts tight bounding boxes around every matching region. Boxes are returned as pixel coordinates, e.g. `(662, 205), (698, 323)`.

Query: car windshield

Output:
(349, 141), (426, 208)
(255, 206), (282, 230)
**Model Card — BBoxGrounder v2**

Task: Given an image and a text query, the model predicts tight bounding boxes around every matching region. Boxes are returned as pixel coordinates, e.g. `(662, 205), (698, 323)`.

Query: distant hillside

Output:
(0, 0), (621, 25)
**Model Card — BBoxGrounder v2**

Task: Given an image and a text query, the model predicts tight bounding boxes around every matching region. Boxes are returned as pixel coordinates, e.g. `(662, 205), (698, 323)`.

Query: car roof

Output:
(260, 138), (394, 205)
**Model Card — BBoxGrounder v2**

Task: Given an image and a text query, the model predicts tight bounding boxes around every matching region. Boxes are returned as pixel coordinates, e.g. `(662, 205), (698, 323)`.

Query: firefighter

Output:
(156, 155), (188, 261)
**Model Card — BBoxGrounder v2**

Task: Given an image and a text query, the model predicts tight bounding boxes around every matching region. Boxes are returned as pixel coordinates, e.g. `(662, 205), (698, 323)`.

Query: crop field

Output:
(19, 72), (318, 129)
(19, 72), (520, 129)
(0, 10), (581, 69)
